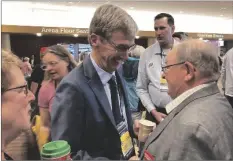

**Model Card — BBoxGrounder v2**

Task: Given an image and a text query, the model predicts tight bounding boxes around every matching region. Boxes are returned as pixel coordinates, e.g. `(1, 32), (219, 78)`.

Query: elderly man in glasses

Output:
(51, 4), (138, 160)
(140, 39), (233, 160)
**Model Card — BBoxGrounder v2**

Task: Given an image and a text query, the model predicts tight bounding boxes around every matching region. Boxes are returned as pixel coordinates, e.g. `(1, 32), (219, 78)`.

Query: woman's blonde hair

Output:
(2, 49), (22, 92)
(42, 45), (78, 80)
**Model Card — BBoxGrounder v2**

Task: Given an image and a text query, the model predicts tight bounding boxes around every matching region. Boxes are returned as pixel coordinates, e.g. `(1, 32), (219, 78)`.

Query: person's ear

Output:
(171, 25), (175, 34)
(184, 62), (196, 82)
(89, 34), (100, 47)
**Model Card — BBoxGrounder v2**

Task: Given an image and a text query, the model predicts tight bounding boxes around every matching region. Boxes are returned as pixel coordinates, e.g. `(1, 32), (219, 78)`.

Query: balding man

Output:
(141, 39), (233, 160)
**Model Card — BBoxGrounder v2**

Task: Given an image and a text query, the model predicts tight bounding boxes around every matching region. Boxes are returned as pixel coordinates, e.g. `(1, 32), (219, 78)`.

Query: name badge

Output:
(117, 122), (134, 159)
(160, 77), (167, 84)
(160, 76), (168, 92)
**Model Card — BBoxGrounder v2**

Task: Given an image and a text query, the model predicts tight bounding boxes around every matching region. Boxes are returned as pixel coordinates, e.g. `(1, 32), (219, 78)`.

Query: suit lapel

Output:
(142, 83), (220, 155)
(83, 56), (116, 127)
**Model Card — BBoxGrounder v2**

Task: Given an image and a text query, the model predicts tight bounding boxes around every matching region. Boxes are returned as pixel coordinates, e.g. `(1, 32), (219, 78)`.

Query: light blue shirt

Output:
(90, 54), (128, 126)
(90, 55), (114, 108)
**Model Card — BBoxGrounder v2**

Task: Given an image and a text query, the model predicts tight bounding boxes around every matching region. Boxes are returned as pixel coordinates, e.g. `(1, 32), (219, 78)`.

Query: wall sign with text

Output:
(41, 27), (89, 34)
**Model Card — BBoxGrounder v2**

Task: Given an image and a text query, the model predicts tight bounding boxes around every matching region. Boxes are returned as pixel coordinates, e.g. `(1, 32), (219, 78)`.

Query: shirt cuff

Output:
(146, 104), (156, 113)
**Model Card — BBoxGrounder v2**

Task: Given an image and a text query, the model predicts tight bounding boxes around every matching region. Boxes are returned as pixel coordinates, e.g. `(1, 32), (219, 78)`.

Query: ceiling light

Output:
(36, 33), (42, 37)
(179, 11), (184, 14)
(74, 34), (79, 37)
(130, 7), (134, 9)
(220, 14), (224, 17)
(220, 7), (226, 10)
(68, 2), (73, 4)
(199, 38), (203, 40)
(135, 36), (140, 39)
(219, 38), (223, 41)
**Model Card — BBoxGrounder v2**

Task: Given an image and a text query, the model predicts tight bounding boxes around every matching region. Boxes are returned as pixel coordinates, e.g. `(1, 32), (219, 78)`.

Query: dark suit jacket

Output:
(141, 83), (233, 160)
(51, 56), (135, 160)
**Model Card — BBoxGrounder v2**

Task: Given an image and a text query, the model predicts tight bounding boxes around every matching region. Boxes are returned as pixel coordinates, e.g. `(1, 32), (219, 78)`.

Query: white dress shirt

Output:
(221, 48), (233, 97)
(165, 83), (213, 114)
(136, 39), (179, 112)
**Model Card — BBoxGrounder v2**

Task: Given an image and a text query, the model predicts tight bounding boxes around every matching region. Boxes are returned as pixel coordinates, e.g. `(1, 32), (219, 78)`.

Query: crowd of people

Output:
(2, 4), (233, 160)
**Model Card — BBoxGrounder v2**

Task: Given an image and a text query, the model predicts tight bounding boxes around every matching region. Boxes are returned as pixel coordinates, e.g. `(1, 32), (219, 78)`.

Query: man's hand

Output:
(151, 109), (167, 124)
(133, 120), (140, 136)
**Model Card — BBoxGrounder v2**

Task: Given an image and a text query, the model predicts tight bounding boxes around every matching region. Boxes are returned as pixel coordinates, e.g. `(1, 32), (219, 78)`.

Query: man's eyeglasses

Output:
(162, 62), (185, 72)
(3, 84), (29, 95)
(108, 40), (136, 54)
(96, 34), (136, 54)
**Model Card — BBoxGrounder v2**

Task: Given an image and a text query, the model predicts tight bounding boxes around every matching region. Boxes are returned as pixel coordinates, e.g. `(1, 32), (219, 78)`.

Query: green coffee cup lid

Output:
(41, 140), (71, 158)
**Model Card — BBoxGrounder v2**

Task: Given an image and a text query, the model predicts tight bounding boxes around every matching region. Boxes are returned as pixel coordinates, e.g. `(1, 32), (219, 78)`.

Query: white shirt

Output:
(90, 55), (128, 125)
(136, 39), (179, 112)
(221, 48), (233, 97)
(165, 83), (213, 114)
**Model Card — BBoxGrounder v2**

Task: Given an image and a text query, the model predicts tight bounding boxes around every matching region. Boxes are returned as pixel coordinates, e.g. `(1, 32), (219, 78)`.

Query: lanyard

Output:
(115, 76), (125, 122)
(159, 45), (173, 69)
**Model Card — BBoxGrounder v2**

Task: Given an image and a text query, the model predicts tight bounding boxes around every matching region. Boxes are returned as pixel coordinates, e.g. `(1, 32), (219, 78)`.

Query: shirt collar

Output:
(155, 38), (179, 54)
(90, 54), (115, 85)
(165, 83), (214, 114)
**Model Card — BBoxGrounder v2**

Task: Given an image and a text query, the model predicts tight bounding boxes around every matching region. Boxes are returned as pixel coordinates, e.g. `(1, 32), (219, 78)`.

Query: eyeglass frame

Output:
(2, 84), (29, 95)
(162, 62), (185, 72)
(96, 34), (136, 54)
(107, 39), (136, 54)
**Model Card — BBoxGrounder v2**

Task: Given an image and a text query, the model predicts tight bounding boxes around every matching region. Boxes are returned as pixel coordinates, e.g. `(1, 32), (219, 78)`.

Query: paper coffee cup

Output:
(41, 140), (71, 160)
(138, 120), (155, 142)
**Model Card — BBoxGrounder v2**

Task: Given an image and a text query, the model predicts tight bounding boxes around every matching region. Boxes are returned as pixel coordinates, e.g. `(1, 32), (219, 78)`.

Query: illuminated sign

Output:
(41, 27), (89, 34)
(197, 33), (224, 39)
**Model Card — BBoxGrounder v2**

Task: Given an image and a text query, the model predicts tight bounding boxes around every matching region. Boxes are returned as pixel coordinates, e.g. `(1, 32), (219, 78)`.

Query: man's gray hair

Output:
(176, 39), (220, 81)
(130, 45), (145, 58)
(89, 4), (138, 41)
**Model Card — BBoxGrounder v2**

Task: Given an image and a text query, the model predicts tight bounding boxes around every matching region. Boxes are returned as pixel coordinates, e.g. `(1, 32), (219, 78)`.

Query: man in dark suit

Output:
(141, 39), (233, 160)
(51, 4), (138, 160)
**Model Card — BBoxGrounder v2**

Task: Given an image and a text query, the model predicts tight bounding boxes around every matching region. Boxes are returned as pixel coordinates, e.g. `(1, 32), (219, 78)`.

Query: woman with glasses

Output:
(37, 45), (77, 150)
(1, 50), (35, 160)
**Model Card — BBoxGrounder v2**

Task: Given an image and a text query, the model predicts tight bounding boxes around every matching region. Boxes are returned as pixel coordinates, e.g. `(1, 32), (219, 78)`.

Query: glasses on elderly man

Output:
(162, 62), (185, 72)
(3, 84), (29, 95)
